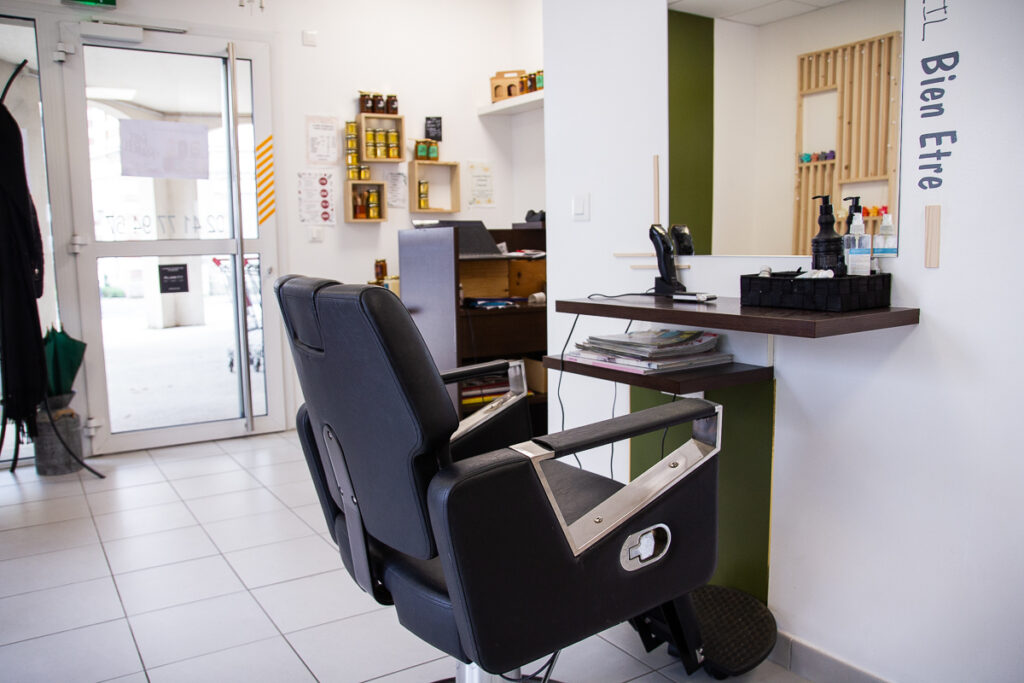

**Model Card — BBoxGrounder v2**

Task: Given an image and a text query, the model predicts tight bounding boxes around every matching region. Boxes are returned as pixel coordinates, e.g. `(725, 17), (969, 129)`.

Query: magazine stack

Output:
(563, 328), (732, 375)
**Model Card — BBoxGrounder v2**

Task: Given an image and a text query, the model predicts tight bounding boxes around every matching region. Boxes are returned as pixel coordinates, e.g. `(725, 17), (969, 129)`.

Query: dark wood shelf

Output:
(543, 356), (773, 394)
(555, 296), (919, 339)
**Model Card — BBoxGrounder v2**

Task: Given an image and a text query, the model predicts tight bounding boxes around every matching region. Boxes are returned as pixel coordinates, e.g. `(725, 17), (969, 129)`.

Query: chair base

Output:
(431, 661), (565, 683)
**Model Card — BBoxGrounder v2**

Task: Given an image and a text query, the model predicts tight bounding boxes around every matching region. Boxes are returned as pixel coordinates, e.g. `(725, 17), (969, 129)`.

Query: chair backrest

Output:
(275, 276), (459, 559)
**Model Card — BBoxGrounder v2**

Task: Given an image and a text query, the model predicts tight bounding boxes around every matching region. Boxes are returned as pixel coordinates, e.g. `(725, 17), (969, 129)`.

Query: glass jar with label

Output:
(359, 92), (373, 113)
(374, 128), (386, 144)
(374, 142), (386, 159)
(417, 179), (429, 210)
(415, 140), (430, 160)
(373, 93), (385, 113)
(346, 149), (359, 166)
(358, 165), (370, 180)
(518, 74), (528, 96)
(345, 134), (358, 150)
(346, 120), (358, 136)
(528, 72), (537, 92)
(367, 187), (380, 204)
(368, 202), (380, 219)
(387, 143), (399, 159)
(386, 129), (399, 145)
(428, 140), (439, 160)
(386, 94), (398, 115)
(537, 70), (544, 89)
(347, 165), (359, 180)
(365, 138), (375, 159)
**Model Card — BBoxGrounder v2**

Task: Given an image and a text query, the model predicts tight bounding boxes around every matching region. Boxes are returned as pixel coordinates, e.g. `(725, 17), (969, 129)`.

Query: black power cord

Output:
(39, 401), (105, 479)
(555, 314), (582, 468)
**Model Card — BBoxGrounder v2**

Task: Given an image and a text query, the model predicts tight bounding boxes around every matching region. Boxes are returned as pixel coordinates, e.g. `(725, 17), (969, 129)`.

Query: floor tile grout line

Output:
(0, 615), (130, 651)
(360, 654), (451, 682)
(597, 631), (673, 674)
(81, 476), (156, 683)
(196, 489), (323, 683)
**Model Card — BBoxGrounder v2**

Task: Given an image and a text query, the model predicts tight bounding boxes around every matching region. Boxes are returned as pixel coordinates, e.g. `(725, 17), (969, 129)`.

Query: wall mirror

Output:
(666, 0), (905, 257)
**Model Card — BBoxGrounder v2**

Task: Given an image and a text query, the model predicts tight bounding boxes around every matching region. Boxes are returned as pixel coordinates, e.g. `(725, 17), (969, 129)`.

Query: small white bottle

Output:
(846, 210), (871, 276)
(873, 212), (897, 258)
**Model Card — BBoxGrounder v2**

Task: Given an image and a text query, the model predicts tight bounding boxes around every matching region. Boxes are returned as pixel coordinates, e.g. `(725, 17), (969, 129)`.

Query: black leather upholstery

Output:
(278, 276), (457, 560)
(276, 276), (721, 675)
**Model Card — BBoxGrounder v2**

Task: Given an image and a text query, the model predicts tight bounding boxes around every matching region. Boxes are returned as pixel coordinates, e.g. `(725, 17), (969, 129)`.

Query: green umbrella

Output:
(42, 326), (86, 397)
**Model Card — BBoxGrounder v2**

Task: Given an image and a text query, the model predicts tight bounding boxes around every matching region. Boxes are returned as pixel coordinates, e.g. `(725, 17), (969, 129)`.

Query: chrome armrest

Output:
(511, 400), (722, 557)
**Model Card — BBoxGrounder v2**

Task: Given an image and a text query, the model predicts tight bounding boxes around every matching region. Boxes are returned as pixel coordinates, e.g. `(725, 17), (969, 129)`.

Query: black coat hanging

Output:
(0, 59), (48, 439)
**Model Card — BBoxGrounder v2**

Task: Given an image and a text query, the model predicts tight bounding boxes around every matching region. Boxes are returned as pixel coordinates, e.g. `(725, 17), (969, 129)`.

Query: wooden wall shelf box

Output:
(357, 113), (405, 163)
(345, 180), (386, 223)
(409, 160), (461, 213)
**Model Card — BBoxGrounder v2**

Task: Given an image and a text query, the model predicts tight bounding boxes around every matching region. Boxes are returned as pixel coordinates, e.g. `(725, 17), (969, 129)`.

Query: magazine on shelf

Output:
(578, 331), (720, 359)
(587, 328), (703, 348)
(562, 350), (734, 375)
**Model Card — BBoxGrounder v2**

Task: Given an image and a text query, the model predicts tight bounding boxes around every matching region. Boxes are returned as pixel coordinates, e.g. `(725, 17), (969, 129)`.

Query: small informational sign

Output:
(158, 264), (188, 293)
(297, 170), (336, 226)
(467, 161), (495, 208)
(425, 116), (442, 141)
(306, 115), (339, 165)
(386, 171), (408, 209)
(120, 119), (209, 180)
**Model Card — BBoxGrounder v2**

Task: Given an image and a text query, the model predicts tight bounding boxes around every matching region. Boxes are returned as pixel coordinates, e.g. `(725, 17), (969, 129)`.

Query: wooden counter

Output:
(555, 295), (919, 339)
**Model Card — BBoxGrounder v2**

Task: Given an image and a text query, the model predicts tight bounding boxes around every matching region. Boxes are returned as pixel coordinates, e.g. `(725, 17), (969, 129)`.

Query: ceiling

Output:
(668, 0), (847, 26)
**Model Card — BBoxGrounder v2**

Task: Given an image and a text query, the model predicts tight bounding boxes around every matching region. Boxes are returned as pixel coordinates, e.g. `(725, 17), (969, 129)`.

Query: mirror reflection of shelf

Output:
(357, 113), (405, 163)
(345, 180), (386, 223)
(793, 31), (902, 251)
(409, 160), (460, 213)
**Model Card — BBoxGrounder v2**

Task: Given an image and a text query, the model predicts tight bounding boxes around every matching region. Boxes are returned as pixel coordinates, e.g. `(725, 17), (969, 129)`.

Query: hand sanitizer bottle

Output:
(846, 209), (871, 276)
(873, 211), (897, 258)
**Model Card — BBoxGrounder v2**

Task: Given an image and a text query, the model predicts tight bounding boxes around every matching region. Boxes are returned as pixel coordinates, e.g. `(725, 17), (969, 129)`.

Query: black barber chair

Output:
(275, 276), (748, 681)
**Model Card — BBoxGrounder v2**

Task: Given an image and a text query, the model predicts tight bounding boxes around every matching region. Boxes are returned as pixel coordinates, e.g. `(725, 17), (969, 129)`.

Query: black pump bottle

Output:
(843, 196), (862, 234)
(811, 194), (846, 276)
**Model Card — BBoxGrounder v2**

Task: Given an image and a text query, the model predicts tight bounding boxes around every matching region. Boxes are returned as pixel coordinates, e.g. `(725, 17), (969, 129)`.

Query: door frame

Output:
(56, 22), (284, 453)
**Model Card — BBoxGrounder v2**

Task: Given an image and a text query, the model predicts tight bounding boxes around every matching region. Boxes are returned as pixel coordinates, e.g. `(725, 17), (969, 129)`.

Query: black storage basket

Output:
(740, 272), (891, 312)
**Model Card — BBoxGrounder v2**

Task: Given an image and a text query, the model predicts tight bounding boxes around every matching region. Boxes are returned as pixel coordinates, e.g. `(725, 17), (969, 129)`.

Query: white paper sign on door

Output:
(119, 119), (210, 180)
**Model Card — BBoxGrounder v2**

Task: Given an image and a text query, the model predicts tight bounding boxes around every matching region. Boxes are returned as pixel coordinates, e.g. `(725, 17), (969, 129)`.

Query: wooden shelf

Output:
(409, 160), (460, 213)
(357, 113), (405, 163)
(544, 356), (774, 394)
(344, 180), (386, 223)
(554, 296), (919, 339)
(477, 90), (544, 117)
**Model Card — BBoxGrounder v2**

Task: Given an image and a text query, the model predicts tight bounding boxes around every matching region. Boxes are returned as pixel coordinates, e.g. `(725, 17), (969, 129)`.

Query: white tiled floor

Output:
(0, 432), (810, 682)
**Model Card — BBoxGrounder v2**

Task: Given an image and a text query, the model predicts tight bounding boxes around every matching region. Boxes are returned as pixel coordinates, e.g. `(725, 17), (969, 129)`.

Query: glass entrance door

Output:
(60, 26), (283, 453)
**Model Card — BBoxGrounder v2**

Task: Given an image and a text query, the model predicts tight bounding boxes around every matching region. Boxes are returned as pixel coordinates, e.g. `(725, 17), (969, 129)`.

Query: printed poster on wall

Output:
(306, 116), (339, 165)
(119, 119), (209, 180)
(467, 161), (495, 208)
(386, 172), (408, 209)
(297, 170), (336, 226)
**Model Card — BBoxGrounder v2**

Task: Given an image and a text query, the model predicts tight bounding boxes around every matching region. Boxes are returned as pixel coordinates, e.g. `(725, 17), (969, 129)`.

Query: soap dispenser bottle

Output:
(874, 211), (897, 257)
(842, 196), (860, 266)
(845, 206), (871, 276)
(811, 194), (846, 276)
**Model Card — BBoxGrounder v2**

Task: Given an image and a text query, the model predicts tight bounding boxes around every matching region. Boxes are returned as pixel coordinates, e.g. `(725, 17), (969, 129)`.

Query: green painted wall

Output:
(667, 11), (714, 255)
(631, 381), (774, 602)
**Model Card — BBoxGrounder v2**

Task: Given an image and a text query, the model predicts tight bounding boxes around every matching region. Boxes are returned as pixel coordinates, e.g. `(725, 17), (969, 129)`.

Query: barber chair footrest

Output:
(691, 585), (777, 679)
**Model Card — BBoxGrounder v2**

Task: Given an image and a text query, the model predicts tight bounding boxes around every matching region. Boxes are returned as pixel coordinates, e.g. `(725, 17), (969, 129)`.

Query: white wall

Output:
(547, 1), (1024, 681)
(711, 0), (903, 255)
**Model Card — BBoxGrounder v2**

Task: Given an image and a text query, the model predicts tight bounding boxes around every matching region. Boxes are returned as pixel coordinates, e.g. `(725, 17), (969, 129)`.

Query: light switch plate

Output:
(301, 30), (317, 47)
(572, 193), (590, 222)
